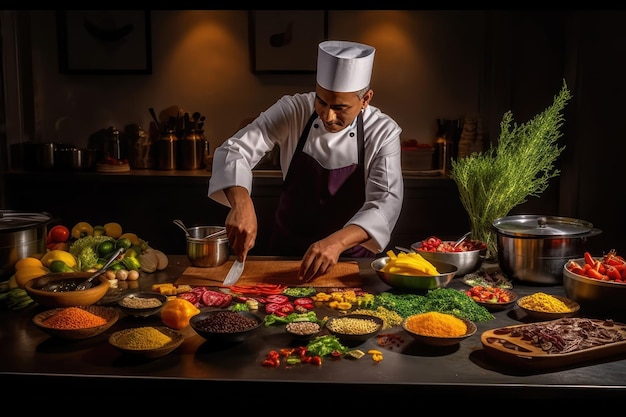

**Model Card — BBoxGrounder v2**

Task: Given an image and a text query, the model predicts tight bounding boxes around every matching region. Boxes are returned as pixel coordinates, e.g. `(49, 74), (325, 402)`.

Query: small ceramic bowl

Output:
(117, 291), (168, 318)
(189, 310), (263, 344)
(402, 313), (477, 346)
(325, 314), (383, 346)
(463, 287), (518, 312)
(32, 305), (119, 340)
(517, 293), (580, 321)
(108, 326), (184, 359)
(285, 321), (322, 341)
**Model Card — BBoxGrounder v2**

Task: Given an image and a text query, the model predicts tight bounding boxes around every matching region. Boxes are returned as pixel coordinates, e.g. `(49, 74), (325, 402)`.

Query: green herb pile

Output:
(372, 288), (494, 322)
(450, 80), (572, 258)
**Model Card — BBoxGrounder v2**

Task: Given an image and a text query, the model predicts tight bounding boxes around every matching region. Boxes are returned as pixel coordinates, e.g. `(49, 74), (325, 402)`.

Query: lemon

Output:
(40, 250), (78, 268)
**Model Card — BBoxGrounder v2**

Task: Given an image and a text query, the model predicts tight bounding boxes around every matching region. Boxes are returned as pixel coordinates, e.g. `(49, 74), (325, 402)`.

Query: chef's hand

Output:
(223, 186), (257, 262)
(298, 225), (370, 282)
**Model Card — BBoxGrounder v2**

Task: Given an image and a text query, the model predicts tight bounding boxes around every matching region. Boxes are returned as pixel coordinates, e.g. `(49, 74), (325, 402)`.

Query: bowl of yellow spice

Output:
(516, 292), (580, 321)
(402, 311), (477, 346)
(108, 326), (184, 359)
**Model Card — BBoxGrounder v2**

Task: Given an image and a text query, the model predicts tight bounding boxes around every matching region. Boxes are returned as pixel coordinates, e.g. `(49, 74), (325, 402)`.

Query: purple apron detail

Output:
(270, 112), (372, 257)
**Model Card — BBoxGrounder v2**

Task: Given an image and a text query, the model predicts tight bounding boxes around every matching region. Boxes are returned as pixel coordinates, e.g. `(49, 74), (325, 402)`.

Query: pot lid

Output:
(0, 211), (53, 232)
(492, 215), (594, 237)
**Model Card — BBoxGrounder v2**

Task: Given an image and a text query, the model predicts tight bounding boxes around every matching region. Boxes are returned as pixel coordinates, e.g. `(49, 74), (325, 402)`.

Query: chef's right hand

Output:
(223, 186), (257, 262)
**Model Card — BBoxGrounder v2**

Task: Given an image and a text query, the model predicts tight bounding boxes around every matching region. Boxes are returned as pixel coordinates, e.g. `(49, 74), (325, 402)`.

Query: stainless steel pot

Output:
(492, 215), (602, 285)
(0, 211), (53, 281)
(186, 226), (229, 267)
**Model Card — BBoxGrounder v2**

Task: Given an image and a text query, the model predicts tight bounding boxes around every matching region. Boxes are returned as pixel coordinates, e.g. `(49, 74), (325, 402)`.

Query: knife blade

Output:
(222, 259), (245, 286)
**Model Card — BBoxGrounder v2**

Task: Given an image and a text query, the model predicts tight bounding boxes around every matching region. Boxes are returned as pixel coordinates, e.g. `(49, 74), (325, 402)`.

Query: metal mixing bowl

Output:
(186, 226), (229, 267)
(410, 241), (483, 276)
(371, 256), (457, 291)
(563, 257), (626, 320)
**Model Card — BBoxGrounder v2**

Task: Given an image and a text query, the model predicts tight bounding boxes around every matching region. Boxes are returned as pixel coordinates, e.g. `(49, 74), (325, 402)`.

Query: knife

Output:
(222, 259), (245, 286)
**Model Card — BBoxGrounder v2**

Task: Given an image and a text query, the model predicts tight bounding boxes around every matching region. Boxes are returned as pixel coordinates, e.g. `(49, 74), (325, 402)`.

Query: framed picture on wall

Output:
(56, 10), (152, 75)
(249, 10), (328, 74)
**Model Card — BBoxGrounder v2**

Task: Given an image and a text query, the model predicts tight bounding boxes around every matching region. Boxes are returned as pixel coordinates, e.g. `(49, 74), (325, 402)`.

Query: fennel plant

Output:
(449, 80), (572, 259)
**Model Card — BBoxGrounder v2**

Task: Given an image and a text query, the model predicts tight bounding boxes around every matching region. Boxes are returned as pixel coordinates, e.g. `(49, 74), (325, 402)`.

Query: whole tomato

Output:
(47, 225), (70, 243)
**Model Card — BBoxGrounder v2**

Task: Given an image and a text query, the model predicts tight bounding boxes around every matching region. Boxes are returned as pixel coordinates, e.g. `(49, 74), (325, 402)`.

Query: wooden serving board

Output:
(175, 260), (361, 288)
(481, 318), (626, 369)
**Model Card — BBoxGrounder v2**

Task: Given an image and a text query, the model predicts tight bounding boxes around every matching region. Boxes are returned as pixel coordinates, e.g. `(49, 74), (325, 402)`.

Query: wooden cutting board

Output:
(481, 318), (626, 369)
(175, 259), (362, 288)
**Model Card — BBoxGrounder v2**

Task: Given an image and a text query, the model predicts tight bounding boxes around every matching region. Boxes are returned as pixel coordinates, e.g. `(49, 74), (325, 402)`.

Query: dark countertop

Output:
(2, 255), (626, 401)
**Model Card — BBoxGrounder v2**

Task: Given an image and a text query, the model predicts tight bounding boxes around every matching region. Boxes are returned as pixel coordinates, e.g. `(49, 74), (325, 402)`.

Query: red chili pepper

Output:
(584, 252), (596, 267)
(605, 265), (622, 281)
(586, 268), (606, 280)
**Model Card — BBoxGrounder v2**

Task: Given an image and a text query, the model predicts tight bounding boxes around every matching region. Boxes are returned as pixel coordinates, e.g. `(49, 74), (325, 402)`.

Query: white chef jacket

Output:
(208, 92), (404, 254)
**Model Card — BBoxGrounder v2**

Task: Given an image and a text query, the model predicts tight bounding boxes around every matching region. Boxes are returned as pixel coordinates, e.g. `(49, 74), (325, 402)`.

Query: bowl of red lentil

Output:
(108, 326), (184, 359)
(516, 293), (580, 321)
(117, 291), (168, 318)
(32, 305), (119, 340)
(324, 314), (384, 346)
(24, 272), (110, 307)
(189, 309), (264, 344)
(402, 311), (477, 346)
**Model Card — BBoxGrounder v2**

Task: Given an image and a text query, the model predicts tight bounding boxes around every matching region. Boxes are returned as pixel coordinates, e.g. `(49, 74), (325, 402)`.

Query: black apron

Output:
(269, 111), (372, 257)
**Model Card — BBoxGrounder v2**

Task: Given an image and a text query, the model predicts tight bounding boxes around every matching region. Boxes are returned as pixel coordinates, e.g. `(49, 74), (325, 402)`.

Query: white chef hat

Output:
(316, 40), (375, 92)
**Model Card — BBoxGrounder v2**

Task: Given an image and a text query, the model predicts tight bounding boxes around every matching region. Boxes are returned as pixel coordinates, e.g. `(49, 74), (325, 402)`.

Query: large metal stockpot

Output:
(0, 211), (53, 281)
(492, 215), (602, 285)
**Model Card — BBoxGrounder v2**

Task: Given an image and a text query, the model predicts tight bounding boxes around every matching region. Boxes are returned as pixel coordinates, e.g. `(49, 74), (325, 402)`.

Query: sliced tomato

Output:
(265, 294), (289, 304)
(293, 297), (314, 306)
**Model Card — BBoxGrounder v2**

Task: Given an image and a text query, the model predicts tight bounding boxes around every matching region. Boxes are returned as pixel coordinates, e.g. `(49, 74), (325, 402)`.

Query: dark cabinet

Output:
(2, 170), (470, 256)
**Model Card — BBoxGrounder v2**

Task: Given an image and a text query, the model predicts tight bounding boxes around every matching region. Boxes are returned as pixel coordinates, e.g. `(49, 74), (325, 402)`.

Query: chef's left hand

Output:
(297, 239), (341, 283)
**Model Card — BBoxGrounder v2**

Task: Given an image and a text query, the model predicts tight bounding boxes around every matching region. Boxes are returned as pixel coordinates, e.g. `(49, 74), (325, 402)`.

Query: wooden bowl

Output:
(402, 313), (477, 346)
(32, 305), (118, 339)
(24, 272), (110, 307)
(108, 326), (184, 359)
(517, 294), (580, 321)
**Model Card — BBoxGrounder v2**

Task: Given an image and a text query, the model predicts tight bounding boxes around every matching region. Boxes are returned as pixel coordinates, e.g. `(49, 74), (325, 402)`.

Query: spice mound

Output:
(518, 292), (572, 313)
(42, 306), (107, 329)
(193, 311), (259, 333)
(327, 316), (380, 335)
(404, 311), (467, 337)
(120, 295), (163, 309)
(114, 326), (172, 350)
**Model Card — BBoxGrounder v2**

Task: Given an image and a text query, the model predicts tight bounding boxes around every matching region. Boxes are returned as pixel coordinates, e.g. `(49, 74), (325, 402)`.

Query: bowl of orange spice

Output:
(402, 311), (476, 346)
(32, 305), (119, 340)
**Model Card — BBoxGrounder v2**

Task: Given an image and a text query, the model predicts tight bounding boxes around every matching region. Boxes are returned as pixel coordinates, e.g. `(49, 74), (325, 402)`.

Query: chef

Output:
(208, 40), (404, 282)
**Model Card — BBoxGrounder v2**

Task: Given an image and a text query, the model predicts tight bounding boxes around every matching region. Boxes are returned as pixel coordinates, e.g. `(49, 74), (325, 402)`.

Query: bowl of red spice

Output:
(32, 305), (119, 340)
(402, 311), (477, 346)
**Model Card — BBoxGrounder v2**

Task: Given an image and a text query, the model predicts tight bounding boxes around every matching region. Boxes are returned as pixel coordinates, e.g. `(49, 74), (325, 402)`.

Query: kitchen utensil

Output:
(223, 259), (245, 286)
(75, 246), (124, 291)
(173, 219), (191, 238)
(563, 257), (626, 320)
(186, 225), (229, 267)
(452, 231), (472, 248)
(0, 211), (52, 281)
(148, 107), (160, 129)
(492, 215), (602, 284)
(202, 228), (226, 240)
(371, 256), (457, 290)
(25, 272), (110, 307)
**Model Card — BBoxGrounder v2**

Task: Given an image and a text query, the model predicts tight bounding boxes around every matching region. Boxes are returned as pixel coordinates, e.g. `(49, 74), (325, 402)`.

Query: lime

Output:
(49, 260), (74, 273)
(97, 241), (115, 257)
(115, 237), (132, 250)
